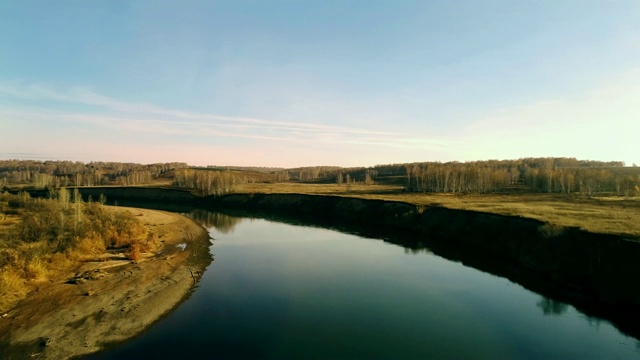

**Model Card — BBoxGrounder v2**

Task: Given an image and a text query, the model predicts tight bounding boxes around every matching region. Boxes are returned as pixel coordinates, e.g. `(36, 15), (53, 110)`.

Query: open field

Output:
(233, 183), (640, 238)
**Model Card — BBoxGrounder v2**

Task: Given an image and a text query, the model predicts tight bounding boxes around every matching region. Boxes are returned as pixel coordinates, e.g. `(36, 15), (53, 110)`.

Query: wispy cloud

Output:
(0, 84), (400, 135)
(0, 83), (452, 151)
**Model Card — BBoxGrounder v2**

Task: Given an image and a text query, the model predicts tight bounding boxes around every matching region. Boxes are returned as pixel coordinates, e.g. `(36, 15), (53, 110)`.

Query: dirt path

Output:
(0, 208), (212, 359)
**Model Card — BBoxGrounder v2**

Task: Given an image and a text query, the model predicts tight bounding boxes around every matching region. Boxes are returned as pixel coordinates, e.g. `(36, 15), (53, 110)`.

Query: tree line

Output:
(0, 160), (187, 188)
(274, 166), (343, 182)
(1, 157), (637, 196)
(266, 157), (637, 196)
(372, 157), (626, 178)
(400, 159), (637, 195)
(173, 169), (248, 196)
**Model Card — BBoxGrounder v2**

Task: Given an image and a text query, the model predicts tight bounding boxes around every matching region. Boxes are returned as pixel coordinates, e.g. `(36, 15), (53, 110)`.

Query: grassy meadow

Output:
(231, 182), (640, 238)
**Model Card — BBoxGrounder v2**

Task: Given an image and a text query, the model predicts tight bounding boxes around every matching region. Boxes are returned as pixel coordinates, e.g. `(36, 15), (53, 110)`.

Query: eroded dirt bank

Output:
(0, 208), (211, 360)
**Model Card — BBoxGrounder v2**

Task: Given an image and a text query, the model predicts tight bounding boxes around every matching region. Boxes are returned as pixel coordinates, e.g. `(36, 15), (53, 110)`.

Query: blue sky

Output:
(1, 0), (639, 167)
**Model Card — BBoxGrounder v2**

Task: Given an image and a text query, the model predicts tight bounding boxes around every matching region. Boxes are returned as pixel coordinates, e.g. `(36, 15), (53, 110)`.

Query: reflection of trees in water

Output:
(537, 296), (569, 316)
(188, 209), (243, 234)
(586, 315), (601, 330)
(404, 247), (432, 255)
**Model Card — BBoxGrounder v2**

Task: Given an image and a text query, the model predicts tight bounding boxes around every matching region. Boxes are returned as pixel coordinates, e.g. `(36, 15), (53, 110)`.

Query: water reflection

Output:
(188, 209), (243, 234)
(585, 315), (602, 329)
(404, 247), (432, 255)
(537, 296), (569, 316)
(98, 204), (640, 343)
(182, 208), (640, 338)
(91, 212), (640, 359)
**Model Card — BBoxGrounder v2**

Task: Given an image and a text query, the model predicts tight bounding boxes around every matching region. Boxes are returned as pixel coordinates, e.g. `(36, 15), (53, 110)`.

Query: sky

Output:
(1, 1), (639, 168)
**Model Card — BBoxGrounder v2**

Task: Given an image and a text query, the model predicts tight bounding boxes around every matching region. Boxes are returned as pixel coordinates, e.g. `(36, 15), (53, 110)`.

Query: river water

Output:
(92, 210), (639, 359)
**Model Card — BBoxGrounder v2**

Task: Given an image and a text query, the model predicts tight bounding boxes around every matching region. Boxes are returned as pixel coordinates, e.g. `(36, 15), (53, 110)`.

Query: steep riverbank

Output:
(206, 193), (640, 335)
(0, 208), (211, 359)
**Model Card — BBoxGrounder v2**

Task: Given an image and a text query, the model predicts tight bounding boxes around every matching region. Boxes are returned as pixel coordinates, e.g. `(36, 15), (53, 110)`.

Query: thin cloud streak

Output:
(0, 82), (441, 152)
(1, 106), (443, 149)
(0, 84), (401, 136)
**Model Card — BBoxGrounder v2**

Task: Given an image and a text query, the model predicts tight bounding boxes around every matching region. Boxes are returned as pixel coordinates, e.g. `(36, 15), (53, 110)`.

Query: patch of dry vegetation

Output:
(235, 182), (401, 195)
(0, 191), (155, 312)
(363, 193), (640, 237)
(234, 183), (640, 238)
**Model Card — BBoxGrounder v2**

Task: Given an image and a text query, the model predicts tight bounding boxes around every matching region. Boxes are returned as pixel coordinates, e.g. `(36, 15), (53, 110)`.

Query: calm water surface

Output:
(93, 211), (640, 359)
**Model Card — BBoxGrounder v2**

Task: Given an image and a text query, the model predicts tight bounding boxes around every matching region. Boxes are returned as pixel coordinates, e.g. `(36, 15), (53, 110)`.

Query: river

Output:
(91, 209), (640, 359)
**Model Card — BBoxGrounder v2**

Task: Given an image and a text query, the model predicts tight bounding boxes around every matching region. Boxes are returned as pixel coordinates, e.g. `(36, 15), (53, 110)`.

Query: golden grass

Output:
(25, 258), (49, 282)
(0, 195), (156, 312)
(71, 233), (107, 259)
(0, 214), (20, 239)
(0, 266), (26, 310)
(234, 183), (640, 237)
(236, 182), (401, 195)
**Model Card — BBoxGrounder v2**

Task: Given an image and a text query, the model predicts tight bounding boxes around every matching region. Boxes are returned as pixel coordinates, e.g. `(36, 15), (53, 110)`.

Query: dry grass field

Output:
(234, 182), (640, 238)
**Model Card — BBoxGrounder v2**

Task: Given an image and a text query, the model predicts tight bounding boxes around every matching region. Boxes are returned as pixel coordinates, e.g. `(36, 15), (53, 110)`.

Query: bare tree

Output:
(364, 170), (374, 186)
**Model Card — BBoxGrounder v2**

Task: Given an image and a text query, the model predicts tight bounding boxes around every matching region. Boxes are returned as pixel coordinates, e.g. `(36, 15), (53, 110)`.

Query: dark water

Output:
(92, 211), (640, 359)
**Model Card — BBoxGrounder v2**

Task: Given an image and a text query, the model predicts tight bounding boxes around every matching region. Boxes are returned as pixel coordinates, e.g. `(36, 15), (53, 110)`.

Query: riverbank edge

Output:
(26, 187), (640, 335)
(0, 207), (212, 360)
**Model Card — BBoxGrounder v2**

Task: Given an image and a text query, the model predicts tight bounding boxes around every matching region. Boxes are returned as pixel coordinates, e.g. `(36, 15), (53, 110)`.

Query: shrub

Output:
(126, 243), (142, 262)
(25, 258), (49, 282)
(72, 232), (107, 259)
(539, 223), (566, 238)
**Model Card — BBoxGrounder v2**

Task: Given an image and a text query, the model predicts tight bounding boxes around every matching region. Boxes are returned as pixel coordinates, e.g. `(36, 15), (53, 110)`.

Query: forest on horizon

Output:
(0, 157), (638, 198)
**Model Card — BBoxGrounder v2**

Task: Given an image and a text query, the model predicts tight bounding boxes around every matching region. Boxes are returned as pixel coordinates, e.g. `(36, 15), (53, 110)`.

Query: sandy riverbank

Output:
(0, 207), (211, 359)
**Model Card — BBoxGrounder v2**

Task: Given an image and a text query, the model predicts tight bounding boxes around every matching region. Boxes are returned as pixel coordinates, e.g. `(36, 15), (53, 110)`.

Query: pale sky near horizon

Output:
(1, 1), (639, 168)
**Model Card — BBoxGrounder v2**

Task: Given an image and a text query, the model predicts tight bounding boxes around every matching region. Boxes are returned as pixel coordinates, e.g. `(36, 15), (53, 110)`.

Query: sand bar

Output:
(0, 207), (211, 359)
